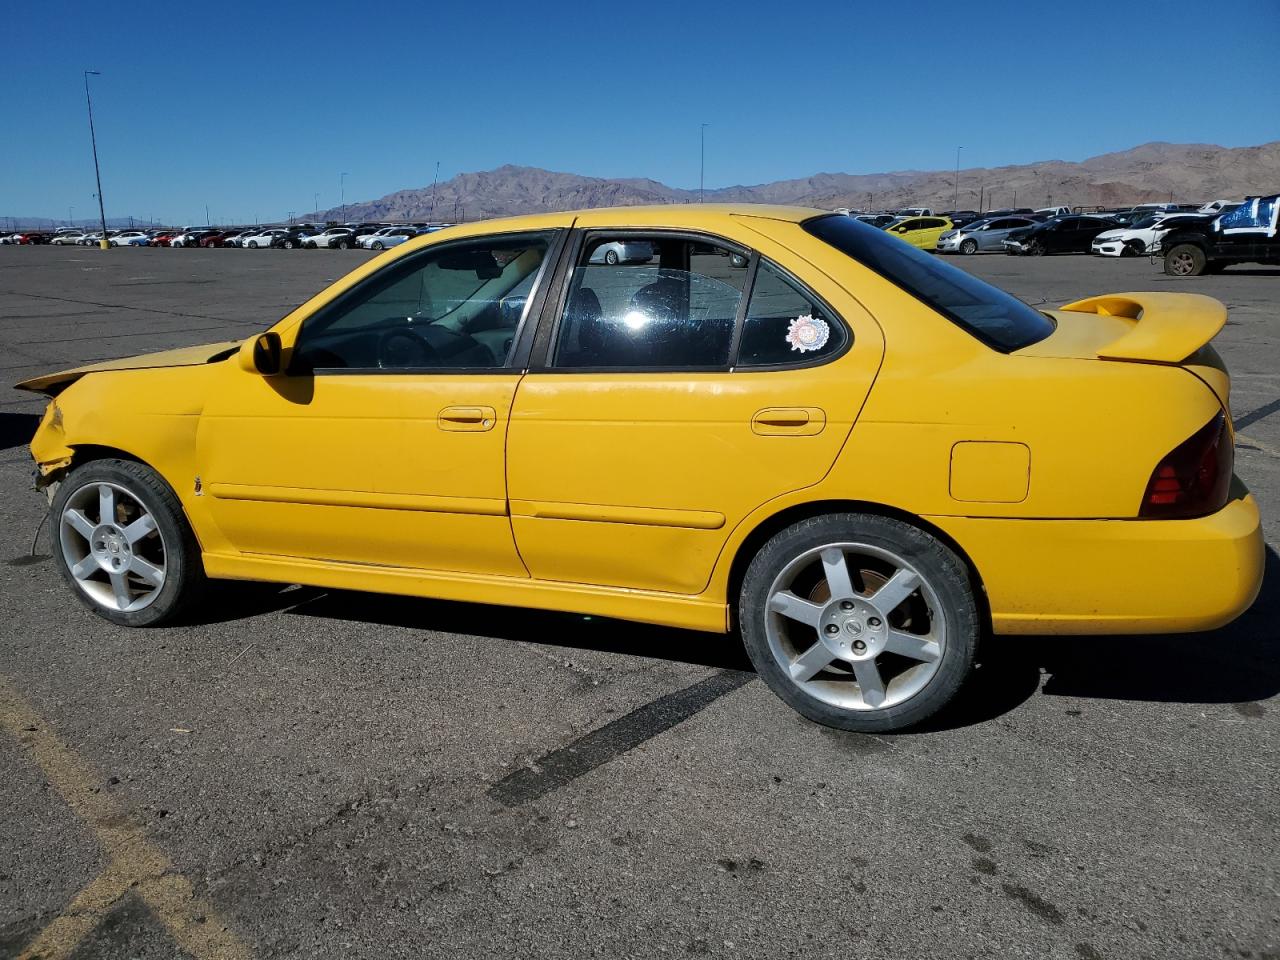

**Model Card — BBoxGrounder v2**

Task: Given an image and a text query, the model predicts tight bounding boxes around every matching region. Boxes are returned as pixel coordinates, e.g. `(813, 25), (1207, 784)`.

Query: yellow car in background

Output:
(885, 215), (954, 250)
(19, 205), (1263, 732)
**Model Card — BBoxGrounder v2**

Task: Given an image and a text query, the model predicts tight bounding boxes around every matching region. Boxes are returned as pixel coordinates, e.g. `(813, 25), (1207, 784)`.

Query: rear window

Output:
(803, 214), (1055, 352)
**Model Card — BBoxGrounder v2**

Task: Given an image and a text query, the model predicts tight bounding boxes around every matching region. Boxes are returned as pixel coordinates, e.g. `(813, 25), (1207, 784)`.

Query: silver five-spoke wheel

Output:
(764, 542), (947, 712)
(59, 481), (167, 613)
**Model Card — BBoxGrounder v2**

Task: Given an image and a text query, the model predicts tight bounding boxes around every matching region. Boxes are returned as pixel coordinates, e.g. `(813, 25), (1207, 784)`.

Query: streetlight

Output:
(699, 123), (710, 203)
(83, 70), (109, 250)
(429, 161), (440, 222)
(313, 192), (319, 219)
(340, 172), (348, 223)
(953, 146), (963, 212)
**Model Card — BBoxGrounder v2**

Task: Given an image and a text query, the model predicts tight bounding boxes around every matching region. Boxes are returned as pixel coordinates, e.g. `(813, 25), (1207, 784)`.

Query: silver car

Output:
(588, 240), (654, 265)
(936, 216), (1037, 254)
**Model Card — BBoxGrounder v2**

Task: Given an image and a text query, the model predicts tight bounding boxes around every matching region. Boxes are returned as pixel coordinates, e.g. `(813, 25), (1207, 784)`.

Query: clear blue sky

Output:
(4, 0), (1278, 224)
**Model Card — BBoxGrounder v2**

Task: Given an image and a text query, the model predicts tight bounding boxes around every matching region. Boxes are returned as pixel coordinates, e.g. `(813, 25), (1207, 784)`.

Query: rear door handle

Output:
(751, 407), (826, 436)
(438, 405), (496, 431)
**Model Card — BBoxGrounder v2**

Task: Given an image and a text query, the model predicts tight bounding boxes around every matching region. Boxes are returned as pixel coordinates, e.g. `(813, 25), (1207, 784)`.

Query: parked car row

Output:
(1, 222), (451, 249)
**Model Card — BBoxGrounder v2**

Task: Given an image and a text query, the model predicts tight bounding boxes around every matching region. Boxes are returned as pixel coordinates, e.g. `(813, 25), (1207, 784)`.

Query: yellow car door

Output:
(196, 228), (565, 575)
(505, 217), (883, 595)
(888, 218), (923, 247)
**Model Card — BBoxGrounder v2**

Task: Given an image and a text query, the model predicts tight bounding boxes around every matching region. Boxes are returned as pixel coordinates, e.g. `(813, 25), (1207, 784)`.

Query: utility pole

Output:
(83, 70), (109, 249)
(68, 206), (74, 227)
(699, 123), (710, 202)
(205, 203), (210, 226)
(340, 172), (348, 222)
(953, 146), (962, 211)
(313, 192), (319, 218)
(429, 161), (440, 222)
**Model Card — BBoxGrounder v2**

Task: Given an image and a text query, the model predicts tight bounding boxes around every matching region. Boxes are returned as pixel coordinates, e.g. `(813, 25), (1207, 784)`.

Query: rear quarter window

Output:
(803, 214), (1054, 352)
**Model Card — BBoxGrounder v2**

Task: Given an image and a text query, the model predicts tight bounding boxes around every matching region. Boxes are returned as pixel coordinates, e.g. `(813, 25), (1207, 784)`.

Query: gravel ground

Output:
(0, 244), (1276, 960)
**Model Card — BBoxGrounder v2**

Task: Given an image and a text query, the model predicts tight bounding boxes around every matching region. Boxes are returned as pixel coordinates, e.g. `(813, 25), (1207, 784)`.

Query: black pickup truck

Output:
(1159, 195), (1280, 276)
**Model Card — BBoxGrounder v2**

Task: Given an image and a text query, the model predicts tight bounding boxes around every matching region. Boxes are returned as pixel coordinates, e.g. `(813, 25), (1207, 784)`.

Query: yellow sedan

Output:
(19, 205), (1263, 731)
(885, 215), (954, 250)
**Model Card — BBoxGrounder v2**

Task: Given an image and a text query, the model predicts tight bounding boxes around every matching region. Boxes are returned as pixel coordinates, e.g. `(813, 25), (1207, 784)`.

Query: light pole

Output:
(313, 192), (319, 219)
(340, 172), (348, 222)
(83, 70), (109, 250)
(429, 161), (440, 222)
(699, 123), (709, 202)
(953, 146), (962, 212)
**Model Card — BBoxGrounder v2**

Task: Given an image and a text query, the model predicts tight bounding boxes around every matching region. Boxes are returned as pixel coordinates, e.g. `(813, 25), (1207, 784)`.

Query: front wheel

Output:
(959, 238), (978, 255)
(1025, 239), (1045, 256)
(51, 458), (207, 626)
(1164, 243), (1206, 277)
(337, 240), (350, 249)
(371, 240), (384, 250)
(739, 513), (978, 732)
(248, 240), (258, 249)
(282, 239), (294, 249)
(605, 249), (620, 265)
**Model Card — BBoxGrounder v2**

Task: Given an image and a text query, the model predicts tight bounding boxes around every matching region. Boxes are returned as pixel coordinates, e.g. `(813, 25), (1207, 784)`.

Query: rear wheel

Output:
(605, 249), (620, 265)
(959, 239), (978, 255)
(1164, 244), (1206, 277)
(51, 459), (206, 626)
(739, 513), (978, 732)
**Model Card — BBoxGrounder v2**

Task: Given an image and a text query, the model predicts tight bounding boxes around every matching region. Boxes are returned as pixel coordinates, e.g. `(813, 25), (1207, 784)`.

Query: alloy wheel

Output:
(764, 542), (945, 711)
(59, 481), (167, 613)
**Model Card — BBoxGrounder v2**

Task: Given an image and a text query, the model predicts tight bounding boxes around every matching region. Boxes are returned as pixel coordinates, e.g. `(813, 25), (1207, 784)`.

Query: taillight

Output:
(1140, 412), (1233, 519)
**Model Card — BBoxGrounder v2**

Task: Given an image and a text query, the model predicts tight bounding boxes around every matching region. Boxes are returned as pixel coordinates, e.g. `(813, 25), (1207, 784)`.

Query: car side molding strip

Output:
(206, 483), (507, 517)
(510, 499), (726, 530)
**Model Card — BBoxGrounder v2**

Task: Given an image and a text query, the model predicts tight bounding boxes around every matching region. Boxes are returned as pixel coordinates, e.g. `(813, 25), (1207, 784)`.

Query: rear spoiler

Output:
(1058, 292), (1226, 363)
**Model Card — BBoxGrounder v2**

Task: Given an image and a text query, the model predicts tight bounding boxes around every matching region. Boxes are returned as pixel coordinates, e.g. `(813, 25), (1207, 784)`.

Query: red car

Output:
(150, 232), (177, 247)
(199, 231), (233, 248)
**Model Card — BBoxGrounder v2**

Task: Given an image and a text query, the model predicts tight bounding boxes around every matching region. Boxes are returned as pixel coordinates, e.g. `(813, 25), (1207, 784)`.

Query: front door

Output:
(506, 226), (882, 595)
(196, 228), (562, 576)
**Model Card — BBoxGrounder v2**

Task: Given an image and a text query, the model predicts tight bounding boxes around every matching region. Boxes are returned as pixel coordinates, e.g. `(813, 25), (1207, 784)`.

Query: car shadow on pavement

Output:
(920, 544), (1280, 732)
(277, 589), (753, 672)
(0, 412), (40, 452)
(207, 545), (1277, 732)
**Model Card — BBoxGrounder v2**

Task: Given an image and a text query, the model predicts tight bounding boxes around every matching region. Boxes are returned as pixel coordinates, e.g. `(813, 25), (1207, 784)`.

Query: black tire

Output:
(1025, 239), (1045, 256)
(337, 240), (350, 250)
(248, 240), (258, 249)
(282, 239), (294, 249)
(605, 249), (619, 265)
(738, 513), (978, 732)
(959, 238), (978, 255)
(372, 240), (384, 250)
(1122, 240), (1144, 257)
(49, 458), (207, 627)
(1164, 243), (1206, 277)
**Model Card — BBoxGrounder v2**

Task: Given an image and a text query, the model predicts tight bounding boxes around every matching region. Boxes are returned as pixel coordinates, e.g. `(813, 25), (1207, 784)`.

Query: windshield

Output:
(803, 214), (1055, 352)
(1131, 213), (1162, 229)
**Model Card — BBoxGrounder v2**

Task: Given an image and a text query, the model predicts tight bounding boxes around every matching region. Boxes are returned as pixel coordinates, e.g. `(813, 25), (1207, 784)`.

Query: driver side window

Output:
(290, 232), (553, 373)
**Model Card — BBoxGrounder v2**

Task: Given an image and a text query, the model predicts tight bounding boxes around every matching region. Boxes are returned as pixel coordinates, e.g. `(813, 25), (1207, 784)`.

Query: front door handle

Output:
(438, 405), (496, 431)
(751, 407), (826, 436)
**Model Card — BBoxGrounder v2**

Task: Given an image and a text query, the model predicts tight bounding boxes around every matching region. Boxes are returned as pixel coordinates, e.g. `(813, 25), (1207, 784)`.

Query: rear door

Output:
(505, 223), (882, 595)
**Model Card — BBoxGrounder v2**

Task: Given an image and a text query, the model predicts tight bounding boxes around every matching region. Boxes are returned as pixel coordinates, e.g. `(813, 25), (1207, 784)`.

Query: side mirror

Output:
(238, 332), (283, 375)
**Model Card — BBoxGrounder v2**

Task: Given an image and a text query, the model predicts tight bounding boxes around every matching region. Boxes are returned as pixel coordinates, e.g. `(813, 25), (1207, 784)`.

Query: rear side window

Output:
(738, 261), (847, 367)
(803, 214), (1054, 352)
(554, 236), (748, 369)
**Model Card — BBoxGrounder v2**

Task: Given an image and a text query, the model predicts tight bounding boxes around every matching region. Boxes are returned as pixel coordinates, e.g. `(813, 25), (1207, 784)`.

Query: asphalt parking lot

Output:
(1, 245), (1277, 960)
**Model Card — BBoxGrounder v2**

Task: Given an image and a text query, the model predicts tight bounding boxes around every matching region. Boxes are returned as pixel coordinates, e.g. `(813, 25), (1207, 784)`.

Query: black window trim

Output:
(528, 227), (852, 375)
(289, 227), (569, 377)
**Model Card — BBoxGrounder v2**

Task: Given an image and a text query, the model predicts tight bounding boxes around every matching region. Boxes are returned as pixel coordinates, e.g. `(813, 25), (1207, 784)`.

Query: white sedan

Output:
(358, 226), (419, 250)
(302, 228), (355, 249)
(108, 231), (152, 247)
(1090, 213), (1204, 257)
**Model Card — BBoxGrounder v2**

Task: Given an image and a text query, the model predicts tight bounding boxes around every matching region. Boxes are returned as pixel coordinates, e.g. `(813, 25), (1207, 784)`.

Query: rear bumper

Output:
(929, 492), (1264, 635)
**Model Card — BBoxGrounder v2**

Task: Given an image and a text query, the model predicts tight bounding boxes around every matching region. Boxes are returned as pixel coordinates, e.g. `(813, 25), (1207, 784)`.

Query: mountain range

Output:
(311, 141), (1280, 224)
